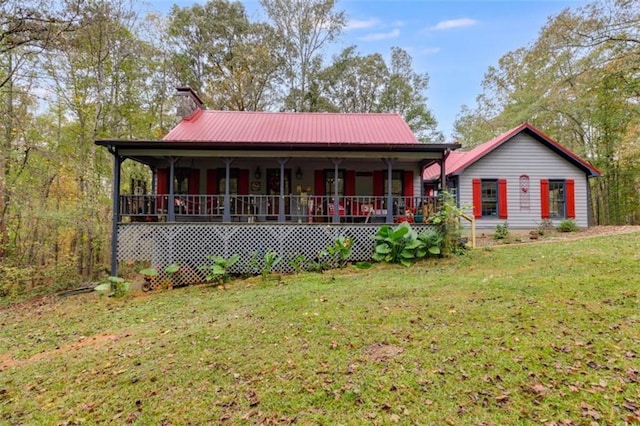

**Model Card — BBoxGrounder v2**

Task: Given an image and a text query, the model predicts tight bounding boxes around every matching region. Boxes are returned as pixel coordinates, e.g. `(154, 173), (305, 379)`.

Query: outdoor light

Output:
(296, 167), (303, 180)
(255, 166), (261, 179)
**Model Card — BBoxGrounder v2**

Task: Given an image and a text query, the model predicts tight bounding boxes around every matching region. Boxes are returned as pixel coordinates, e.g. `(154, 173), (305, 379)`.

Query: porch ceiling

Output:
(96, 140), (461, 167)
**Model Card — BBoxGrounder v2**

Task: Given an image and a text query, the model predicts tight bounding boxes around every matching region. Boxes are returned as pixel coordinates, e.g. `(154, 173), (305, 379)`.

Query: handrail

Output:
(459, 212), (476, 248)
(119, 194), (441, 224)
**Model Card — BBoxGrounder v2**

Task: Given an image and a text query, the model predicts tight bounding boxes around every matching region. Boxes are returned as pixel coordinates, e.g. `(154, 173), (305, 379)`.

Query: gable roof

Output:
(423, 122), (601, 179)
(162, 109), (419, 145)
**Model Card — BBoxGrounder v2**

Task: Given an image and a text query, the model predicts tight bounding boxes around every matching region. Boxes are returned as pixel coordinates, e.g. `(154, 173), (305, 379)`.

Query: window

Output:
(548, 180), (566, 218)
(217, 168), (239, 194)
(481, 180), (498, 217)
(325, 169), (345, 195)
(173, 168), (191, 194)
(383, 171), (404, 196)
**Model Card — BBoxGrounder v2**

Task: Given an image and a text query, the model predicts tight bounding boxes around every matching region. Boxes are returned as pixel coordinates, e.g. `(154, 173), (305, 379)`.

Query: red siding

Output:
(472, 178), (482, 218)
(566, 179), (575, 219)
(498, 179), (508, 219)
(540, 179), (550, 219)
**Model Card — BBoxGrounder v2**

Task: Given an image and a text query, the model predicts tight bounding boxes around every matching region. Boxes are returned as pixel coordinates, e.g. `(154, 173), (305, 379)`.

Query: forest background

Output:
(0, 0), (638, 296)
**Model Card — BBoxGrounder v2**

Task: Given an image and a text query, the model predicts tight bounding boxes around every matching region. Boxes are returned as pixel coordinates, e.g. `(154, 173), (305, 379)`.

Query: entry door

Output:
(266, 168), (291, 218)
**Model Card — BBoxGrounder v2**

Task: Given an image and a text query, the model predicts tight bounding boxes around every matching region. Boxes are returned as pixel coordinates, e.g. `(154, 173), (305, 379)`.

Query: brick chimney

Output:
(175, 87), (205, 119)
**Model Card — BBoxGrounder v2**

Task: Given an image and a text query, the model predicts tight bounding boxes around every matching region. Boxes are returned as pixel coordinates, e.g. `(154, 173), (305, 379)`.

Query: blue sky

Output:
(149, 0), (581, 140)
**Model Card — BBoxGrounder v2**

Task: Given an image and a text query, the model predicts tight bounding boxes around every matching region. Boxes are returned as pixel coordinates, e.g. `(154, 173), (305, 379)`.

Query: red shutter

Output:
(206, 169), (217, 194)
(472, 178), (482, 218)
(498, 179), (508, 219)
(566, 179), (575, 219)
(188, 168), (200, 195)
(157, 168), (168, 194)
(238, 169), (249, 194)
(404, 170), (414, 209)
(373, 171), (383, 196)
(540, 179), (550, 219)
(345, 170), (356, 196)
(314, 170), (324, 196)
(373, 171), (384, 209)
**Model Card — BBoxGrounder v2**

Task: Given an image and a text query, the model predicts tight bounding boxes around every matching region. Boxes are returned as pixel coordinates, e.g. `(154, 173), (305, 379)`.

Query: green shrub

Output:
(494, 221), (509, 240)
(94, 276), (131, 298)
(199, 254), (240, 285)
(557, 219), (578, 232)
(428, 192), (468, 256)
(372, 223), (442, 267)
(320, 236), (353, 268)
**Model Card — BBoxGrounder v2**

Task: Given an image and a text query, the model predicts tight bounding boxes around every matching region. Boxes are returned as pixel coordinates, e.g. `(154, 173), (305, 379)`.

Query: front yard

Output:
(1, 230), (639, 424)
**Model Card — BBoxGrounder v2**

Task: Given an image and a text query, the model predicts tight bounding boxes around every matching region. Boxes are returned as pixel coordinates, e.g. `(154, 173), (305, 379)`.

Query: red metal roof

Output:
(163, 109), (419, 144)
(423, 122), (601, 179)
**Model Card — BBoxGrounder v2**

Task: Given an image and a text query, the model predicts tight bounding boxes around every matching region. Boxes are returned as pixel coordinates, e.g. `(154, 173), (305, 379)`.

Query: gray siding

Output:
(458, 134), (591, 229)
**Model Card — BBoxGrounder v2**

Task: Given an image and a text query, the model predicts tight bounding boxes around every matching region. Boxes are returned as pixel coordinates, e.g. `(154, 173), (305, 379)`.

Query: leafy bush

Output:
(262, 251), (282, 281)
(320, 236), (353, 268)
(557, 219), (578, 232)
(372, 223), (442, 267)
(428, 192), (468, 256)
(94, 276), (131, 298)
(494, 222), (509, 240)
(199, 254), (240, 285)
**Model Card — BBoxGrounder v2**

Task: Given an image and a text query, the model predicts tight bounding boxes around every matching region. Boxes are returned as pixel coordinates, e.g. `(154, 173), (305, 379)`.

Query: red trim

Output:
(238, 169), (249, 194)
(540, 179), (550, 219)
(566, 179), (575, 219)
(498, 179), (508, 219)
(472, 178), (482, 218)
(188, 169), (200, 195)
(403, 170), (414, 208)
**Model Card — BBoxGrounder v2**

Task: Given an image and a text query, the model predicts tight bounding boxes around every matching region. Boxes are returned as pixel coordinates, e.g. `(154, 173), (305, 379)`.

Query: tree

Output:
(167, 0), (282, 111)
(380, 47), (442, 142)
(260, 0), (345, 112)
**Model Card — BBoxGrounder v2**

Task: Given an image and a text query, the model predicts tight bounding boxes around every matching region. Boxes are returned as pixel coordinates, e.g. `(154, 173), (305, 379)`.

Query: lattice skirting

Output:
(117, 222), (435, 284)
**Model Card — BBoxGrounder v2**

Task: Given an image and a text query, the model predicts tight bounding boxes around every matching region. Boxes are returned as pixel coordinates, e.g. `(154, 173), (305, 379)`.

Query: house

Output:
(423, 123), (601, 230)
(96, 88), (460, 279)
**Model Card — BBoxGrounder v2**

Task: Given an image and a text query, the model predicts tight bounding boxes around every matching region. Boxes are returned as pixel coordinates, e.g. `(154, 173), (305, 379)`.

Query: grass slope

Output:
(1, 232), (639, 425)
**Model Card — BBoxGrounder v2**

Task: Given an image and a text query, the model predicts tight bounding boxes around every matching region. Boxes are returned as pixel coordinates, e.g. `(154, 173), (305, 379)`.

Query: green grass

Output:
(1, 232), (639, 424)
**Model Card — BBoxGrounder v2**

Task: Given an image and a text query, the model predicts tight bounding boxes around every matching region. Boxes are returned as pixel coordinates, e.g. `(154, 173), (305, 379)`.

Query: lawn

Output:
(1, 232), (639, 425)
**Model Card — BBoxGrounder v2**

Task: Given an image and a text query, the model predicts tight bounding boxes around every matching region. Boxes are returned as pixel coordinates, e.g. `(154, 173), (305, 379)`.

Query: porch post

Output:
(332, 159), (342, 223)
(439, 151), (447, 193)
(167, 157), (178, 222)
(384, 158), (394, 224)
(278, 158), (289, 222)
(223, 158), (234, 222)
(109, 149), (123, 276)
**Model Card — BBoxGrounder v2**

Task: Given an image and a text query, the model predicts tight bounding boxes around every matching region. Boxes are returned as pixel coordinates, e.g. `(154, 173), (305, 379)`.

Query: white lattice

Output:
(117, 223), (435, 284)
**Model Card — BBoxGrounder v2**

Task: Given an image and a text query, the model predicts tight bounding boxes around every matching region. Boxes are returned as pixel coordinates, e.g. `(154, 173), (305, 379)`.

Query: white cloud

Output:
(358, 28), (400, 42)
(430, 18), (477, 31)
(346, 18), (381, 30)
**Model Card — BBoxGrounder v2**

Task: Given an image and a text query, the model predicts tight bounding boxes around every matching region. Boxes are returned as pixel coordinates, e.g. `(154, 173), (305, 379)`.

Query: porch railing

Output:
(120, 194), (440, 224)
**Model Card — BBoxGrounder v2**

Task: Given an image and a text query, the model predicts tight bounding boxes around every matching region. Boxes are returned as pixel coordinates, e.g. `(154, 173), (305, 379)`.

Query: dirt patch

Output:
(365, 343), (404, 362)
(0, 333), (120, 370)
(474, 225), (640, 248)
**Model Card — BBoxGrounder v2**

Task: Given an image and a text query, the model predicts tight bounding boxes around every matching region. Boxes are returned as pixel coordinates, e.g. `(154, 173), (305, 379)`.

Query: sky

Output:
(148, 0), (583, 140)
